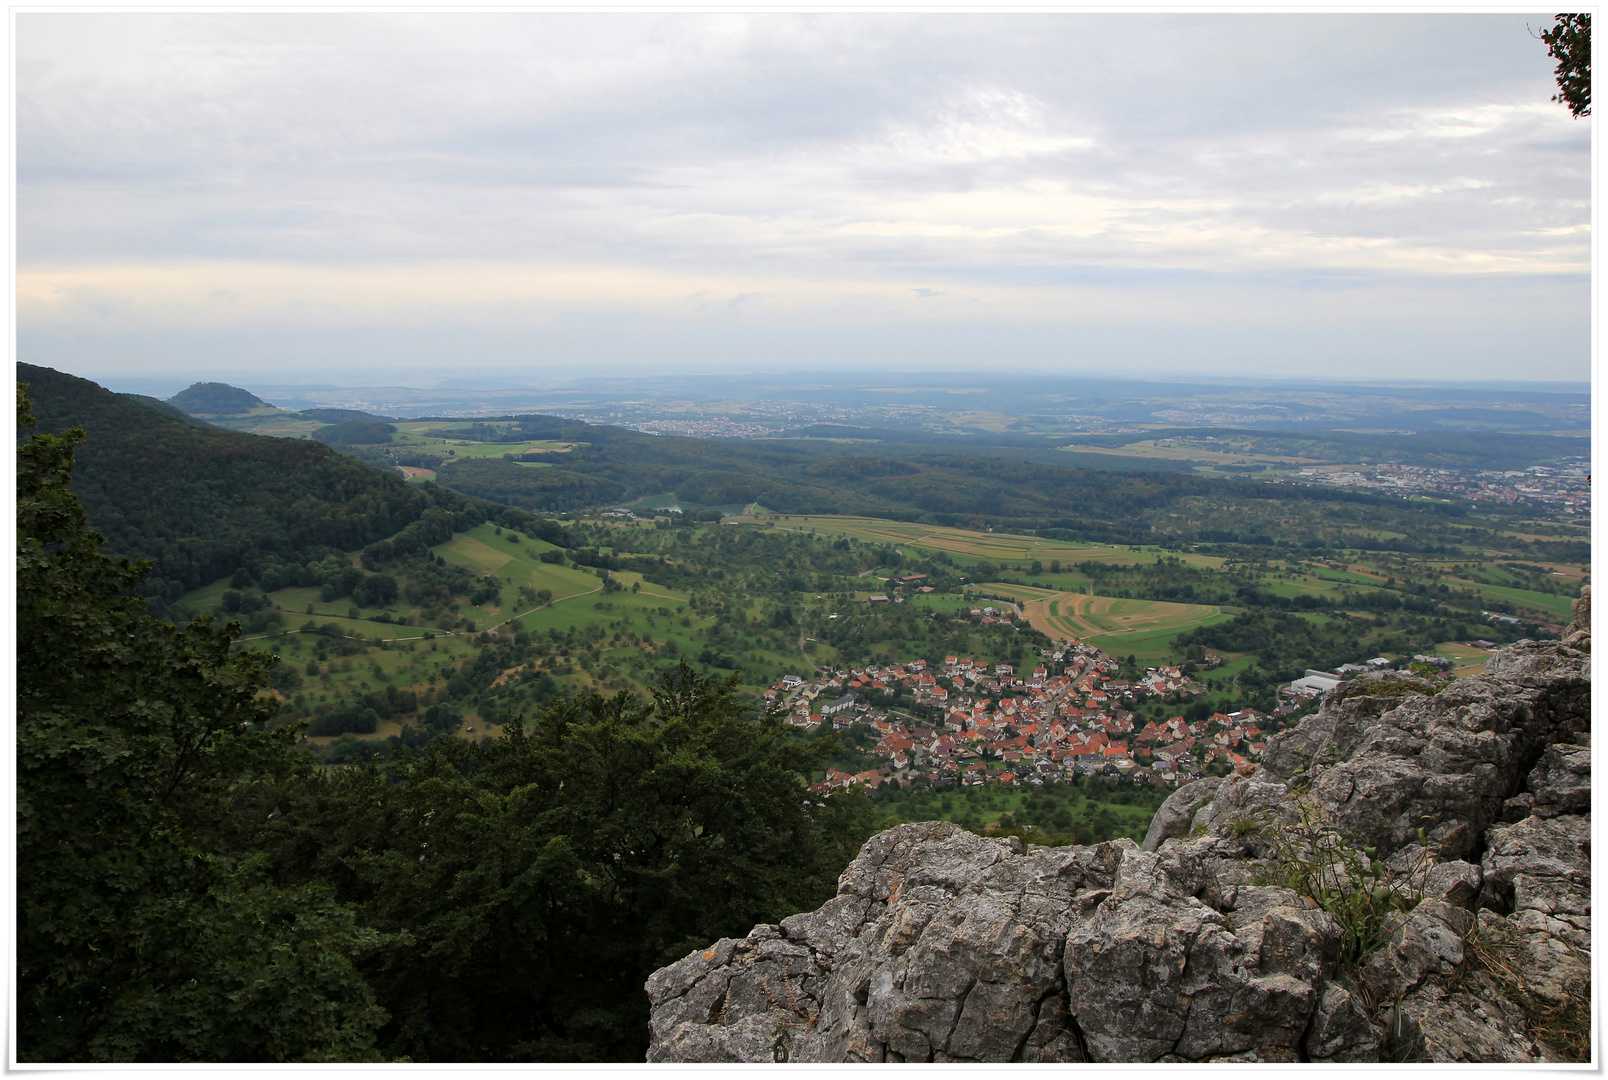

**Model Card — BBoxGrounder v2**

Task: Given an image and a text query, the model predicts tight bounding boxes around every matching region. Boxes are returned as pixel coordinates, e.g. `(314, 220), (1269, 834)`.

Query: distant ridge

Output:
(168, 381), (273, 416)
(299, 406), (391, 422)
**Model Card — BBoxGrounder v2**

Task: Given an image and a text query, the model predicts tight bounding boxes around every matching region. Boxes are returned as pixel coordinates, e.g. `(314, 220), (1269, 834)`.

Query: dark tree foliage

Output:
(245, 666), (885, 1061)
(1172, 610), (1367, 681)
(1540, 14), (1590, 116)
(166, 381), (271, 415)
(18, 364), (447, 591)
(1073, 426), (1586, 471)
(311, 420), (400, 445)
(16, 386), (386, 1062)
(435, 457), (629, 510)
(298, 407), (390, 423)
(421, 412), (1547, 552)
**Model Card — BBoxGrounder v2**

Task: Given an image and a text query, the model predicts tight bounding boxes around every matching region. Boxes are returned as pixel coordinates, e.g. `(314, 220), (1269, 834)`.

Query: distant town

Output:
(768, 632), (1468, 797)
(1286, 459), (1590, 517)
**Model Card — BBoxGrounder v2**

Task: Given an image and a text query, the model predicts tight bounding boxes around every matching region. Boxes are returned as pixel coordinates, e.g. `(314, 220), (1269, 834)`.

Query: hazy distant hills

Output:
(18, 367), (1588, 598)
(159, 380), (394, 439)
(168, 380), (273, 416)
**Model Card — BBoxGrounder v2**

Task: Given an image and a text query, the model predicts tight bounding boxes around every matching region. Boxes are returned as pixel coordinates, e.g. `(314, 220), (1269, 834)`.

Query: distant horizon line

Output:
(17, 361), (1592, 399)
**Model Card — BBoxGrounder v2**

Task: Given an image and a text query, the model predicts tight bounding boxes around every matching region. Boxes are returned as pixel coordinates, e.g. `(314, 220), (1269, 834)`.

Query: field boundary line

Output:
(486, 583), (605, 632)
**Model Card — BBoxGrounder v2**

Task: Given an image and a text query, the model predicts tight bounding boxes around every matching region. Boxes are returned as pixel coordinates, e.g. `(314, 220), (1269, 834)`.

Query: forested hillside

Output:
(17, 385), (882, 1062)
(18, 365), (451, 606)
(167, 380), (273, 415)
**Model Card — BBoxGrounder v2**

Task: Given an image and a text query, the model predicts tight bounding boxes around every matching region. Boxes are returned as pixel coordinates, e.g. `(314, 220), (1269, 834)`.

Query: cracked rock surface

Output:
(645, 634), (1589, 1063)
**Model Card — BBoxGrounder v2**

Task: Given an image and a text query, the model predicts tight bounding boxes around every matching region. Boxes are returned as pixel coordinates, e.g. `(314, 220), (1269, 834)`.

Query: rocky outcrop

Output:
(646, 630), (1589, 1063)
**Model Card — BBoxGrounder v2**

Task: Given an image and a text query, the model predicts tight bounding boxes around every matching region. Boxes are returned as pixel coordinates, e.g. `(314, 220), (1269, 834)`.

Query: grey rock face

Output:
(1480, 813), (1591, 947)
(1389, 970), (1558, 1063)
(646, 637), (1590, 1064)
(1234, 642), (1590, 863)
(1503, 743), (1590, 821)
(1141, 775), (1221, 851)
(1062, 845), (1369, 1062)
(1564, 584), (1590, 648)
(646, 823), (1123, 1063)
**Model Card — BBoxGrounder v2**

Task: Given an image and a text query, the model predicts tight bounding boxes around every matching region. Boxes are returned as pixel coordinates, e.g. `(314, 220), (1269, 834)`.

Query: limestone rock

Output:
(1389, 970), (1556, 1062)
(1479, 813), (1590, 947)
(1503, 743), (1591, 821)
(1214, 641), (1590, 863)
(1564, 583), (1590, 647)
(1063, 845), (1361, 1062)
(1141, 775), (1221, 851)
(1422, 859), (1482, 909)
(646, 632), (1590, 1064)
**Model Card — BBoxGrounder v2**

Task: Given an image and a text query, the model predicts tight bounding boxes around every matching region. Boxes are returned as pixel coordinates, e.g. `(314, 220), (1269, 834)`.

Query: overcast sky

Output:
(15, 12), (1592, 386)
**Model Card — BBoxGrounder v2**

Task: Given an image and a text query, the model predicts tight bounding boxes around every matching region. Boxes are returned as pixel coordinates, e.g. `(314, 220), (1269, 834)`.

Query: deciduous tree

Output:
(1539, 13), (1591, 116)
(16, 386), (386, 1061)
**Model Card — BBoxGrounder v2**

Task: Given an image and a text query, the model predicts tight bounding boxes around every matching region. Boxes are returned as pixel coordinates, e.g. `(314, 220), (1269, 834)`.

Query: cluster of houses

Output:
(763, 644), (1283, 793)
(1291, 461), (1590, 518)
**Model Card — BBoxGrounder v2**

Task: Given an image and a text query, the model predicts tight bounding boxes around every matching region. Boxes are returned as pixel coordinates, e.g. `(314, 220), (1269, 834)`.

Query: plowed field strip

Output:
(1015, 590), (1221, 643)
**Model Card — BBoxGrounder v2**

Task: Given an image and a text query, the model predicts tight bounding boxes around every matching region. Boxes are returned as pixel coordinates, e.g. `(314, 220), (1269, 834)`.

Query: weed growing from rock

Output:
(1250, 804), (1427, 978)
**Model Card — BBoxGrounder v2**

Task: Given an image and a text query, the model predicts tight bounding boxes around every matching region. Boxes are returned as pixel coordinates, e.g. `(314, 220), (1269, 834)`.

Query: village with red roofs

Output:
(762, 640), (1285, 795)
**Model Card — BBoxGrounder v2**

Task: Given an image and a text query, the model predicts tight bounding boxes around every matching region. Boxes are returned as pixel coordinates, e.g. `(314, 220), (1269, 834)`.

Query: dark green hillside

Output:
(120, 393), (206, 423)
(312, 419), (398, 444)
(167, 380), (272, 416)
(1076, 427), (1586, 470)
(426, 423), (1220, 534)
(437, 457), (629, 509)
(300, 407), (391, 423)
(18, 364), (443, 602)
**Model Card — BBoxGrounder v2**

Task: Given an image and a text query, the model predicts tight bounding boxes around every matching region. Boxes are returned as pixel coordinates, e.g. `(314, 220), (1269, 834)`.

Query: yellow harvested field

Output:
(748, 514), (1223, 569)
(990, 585), (1222, 642)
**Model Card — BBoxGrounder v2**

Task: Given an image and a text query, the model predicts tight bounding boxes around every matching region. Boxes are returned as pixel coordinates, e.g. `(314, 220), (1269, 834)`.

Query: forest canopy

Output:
(15, 381), (883, 1061)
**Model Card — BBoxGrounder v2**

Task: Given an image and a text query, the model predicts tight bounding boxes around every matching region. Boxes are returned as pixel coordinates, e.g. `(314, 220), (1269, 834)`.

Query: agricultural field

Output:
(208, 411), (328, 438)
(176, 487), (1584, 771)
(390, 420), (582, 459)
(1057, 437), (1323, 469)
(985, 584), (1229, 658)
(1433, 641), (1503, 679)
(183, 521), (706, 752)
(747, 513), (1225, 571)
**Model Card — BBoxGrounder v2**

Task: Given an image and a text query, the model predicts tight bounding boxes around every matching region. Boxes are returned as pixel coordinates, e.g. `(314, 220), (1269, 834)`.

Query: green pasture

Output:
(1259, 578), (1348, 601)
(241, 629), (481, 745)
(1434, 641), (1498, 678)
(1445, 580), (1574, 622)
(222, 414), (327, 438)
(1085, 611), (1235, 662)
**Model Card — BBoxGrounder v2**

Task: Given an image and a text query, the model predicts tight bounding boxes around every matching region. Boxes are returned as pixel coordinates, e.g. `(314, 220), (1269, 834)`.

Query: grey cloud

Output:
(14, 12), (1589, 380)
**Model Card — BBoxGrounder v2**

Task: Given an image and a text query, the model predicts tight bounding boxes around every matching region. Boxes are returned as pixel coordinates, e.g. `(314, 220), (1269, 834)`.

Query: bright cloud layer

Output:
(15, 12), (1591, 381)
